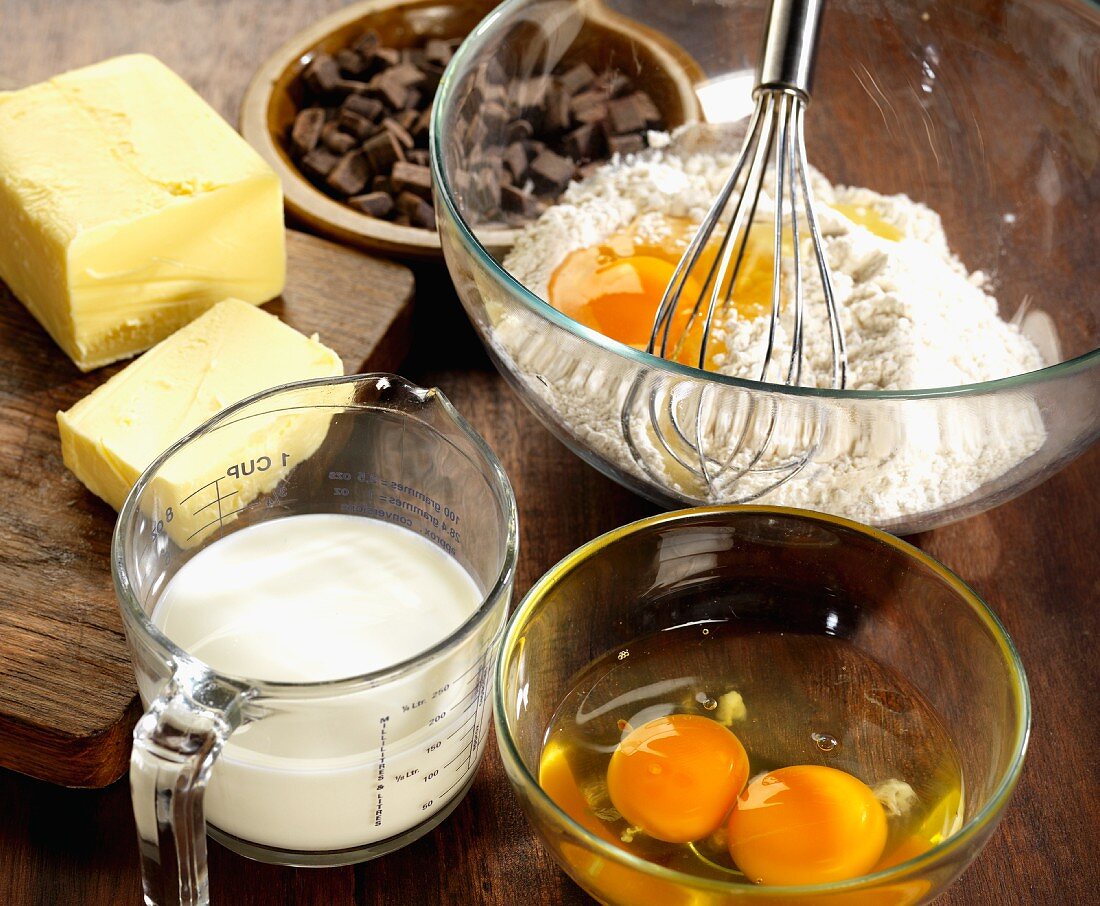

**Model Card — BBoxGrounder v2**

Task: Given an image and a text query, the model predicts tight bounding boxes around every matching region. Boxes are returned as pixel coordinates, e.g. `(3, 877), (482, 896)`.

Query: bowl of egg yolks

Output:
(494, 507), (1030, 904)
(433, 0), (1100, 534)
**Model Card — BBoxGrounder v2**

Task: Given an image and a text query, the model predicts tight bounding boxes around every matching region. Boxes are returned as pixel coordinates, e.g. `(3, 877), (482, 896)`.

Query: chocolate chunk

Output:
(412, 108), (432, 143)
(608, 132), (645, 156)
(381, 117), (415, 149)
(363, 130), (402, 173)
(502, 183), (543, 217)
(503, 142), (528, 181)
(290, 107), (326, 156)
(336, 49), (365, 76)
(326, 150), (371, 195)
(523, 139), (546, 157)
(473, 167), (502, 213)
(389, 62), (427, 89)
(321, 121), (358, 154)
(418, 62), (445, 94)
(300, 146), (339, 179)
(506, 118), (534, 143)
(564, 123), (602, 161)
(391, 161), (433, 199)
(571, 91), (607, 125)
(558, 62), (596, 95)
(342, 94), (384, 121)
(403, 88), (422, 111)
(396, 191), (436, 229)
(337, 109), (376, 140)
(400, 47), (428, 69)
(598, 70), (632, 98)
(371, 174), (392, 195)
(632, 91), (662, 128)
(303, 53), (342, 93)
(608, 94), (647, 135)
(425, 38), (452, 67)
(482, 101), (510, 134)
(367, 73), (408, 109)
(370, 47), (401, 72)
(545, 87), (572, 133)
(395, 108), (420, 132)
(348, 191), (394, 218)
(407, 148), (430, 167)
(529, 150), (575, 193)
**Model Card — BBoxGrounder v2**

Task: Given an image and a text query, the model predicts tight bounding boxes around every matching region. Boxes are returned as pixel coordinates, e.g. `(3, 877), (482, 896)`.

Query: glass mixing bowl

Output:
(494, 506), (1030, 904)
(431, 0), (1099, 534)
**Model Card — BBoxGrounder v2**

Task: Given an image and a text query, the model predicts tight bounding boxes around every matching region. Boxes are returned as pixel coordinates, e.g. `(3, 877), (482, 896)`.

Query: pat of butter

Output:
(0, 54), (286, 371)
(57, 299), (343, 544)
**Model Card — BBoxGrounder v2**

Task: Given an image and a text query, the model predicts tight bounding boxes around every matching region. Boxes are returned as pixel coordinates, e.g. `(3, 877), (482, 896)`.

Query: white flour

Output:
(491, 127), (1047, 525)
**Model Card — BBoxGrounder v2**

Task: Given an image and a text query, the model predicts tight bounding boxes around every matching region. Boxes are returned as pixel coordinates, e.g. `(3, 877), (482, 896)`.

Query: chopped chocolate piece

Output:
(395, 191), (436, 229)
(502, 142), (528, 181)
(407, 148), (430, 167)
(598, 70), (632, 98)
(424, 38), (453, 67)
(372, 47), (401, 70)
(545, 87), (572, 133)
(506, 118), (534, 143)
(571, 91), (607, 125)
(389, 62), (427, 88)
(529, 149), (575, 193)
(482, 101), (510, 134)
(501, 183), (543, 217)
(337, 109), (376, 140)
(394, 214), (412, 226)
(336, 49), (366, 76)
(367, 73), (408, 109)
(290, 107), (326, 156)
(303, 53), (341, 93)
(348, 191), (394, 218)
(363, 130), (401, 173)
(564, 122), (602, 161)
(300, 146), (339, 179)
(381, 117), (415, 149)
(391, 161), (433, 200)
(514, 76), (550, 121)
(481, 57), (506, 86)
(395, 108), (420, 132)
(341, 94), (384, 121)
(371, 174), (392, 195)
(326, 150), (371, 195)
(321, 121), (358, 154)
(608, 94), (647, 135)
(558, 62), (596, 95)
(400, 47), (428, 69)
(412, 108), (432, 143)
(473, 167), (502, 213)
(632, 90), (662, 128)
(418, 62), (445, 94)
(608, 132), (645, 156)
(403, 89), (422, 111)
(523, 139), (546, 157)
(577, 161), (602, 181)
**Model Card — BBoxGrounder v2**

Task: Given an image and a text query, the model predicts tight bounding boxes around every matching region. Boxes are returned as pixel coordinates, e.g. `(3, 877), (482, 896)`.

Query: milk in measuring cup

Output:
(151, 513), (491, 852)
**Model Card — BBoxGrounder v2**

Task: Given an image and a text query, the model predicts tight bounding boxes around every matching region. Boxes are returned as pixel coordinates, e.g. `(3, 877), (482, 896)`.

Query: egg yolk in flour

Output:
(546, 206), (902, 368)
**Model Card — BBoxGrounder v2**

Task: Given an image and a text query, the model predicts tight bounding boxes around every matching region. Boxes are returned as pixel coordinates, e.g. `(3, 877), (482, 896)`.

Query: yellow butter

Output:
(57, 299), (343, 544)
(0, 54), (286, 371)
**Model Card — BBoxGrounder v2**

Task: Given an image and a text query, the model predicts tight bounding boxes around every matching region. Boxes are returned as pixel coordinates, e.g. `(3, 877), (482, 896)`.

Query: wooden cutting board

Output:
(0, 229), (414, 788)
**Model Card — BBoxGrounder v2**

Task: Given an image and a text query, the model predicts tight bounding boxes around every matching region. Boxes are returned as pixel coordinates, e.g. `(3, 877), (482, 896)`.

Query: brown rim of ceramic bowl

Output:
(240, 0), (704, 259)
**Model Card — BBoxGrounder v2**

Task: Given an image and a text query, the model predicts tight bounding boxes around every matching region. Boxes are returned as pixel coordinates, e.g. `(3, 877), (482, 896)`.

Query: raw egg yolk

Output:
(726, 765), (888, 886)
(606, 714), (749, 844)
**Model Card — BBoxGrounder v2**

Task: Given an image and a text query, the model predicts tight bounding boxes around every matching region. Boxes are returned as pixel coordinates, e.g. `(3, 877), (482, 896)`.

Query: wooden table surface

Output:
(0, 1), (1097, 904)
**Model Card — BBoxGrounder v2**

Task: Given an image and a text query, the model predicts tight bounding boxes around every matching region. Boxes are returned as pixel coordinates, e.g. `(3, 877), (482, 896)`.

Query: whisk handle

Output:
(756, 0), (826, 98)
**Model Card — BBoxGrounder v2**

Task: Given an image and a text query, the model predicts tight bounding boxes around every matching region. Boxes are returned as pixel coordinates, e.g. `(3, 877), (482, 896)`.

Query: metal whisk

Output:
(623, 0), (844, 501)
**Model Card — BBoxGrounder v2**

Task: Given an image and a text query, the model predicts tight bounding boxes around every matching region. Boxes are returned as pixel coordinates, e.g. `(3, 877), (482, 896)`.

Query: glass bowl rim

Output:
(492, 504), (1032, 896)
(430, 0), (1100, 402)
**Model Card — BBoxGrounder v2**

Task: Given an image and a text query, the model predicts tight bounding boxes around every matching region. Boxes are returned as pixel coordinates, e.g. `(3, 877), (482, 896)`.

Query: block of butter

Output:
(0, 54), (286, 371)
(57, 299), (343, 543)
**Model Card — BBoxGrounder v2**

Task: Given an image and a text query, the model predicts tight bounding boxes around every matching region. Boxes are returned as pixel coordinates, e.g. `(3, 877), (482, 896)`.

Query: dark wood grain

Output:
(0, 228), (414, 787)
(0, 1), (1096, 905)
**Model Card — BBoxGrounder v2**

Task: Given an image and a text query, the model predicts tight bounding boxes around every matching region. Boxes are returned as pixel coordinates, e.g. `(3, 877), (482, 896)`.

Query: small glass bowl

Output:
(432, 0), (1100, 534)
(494, 506), (1030, 904)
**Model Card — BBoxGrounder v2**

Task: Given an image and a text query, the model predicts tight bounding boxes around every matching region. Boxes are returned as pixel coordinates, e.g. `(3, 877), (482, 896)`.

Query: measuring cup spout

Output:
(130, 666), (250, 906)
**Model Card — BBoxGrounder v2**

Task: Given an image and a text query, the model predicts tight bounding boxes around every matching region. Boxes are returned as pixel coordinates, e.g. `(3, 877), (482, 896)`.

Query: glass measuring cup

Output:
(112, 374), (517, 906)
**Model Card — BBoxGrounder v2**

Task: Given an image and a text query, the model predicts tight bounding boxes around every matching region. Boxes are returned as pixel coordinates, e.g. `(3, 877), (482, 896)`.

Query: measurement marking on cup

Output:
(447, 712), (476, 739)
(189, 485), (239, 518)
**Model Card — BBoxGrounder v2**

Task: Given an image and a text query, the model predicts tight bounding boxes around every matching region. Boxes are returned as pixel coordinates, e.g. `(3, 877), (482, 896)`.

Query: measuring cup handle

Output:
(130, 667), (249, 906)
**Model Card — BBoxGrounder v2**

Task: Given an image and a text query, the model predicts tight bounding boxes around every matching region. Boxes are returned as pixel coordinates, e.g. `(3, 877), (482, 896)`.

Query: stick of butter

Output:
(0, 54), (286, 371)
(57, 299), (343, 536)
